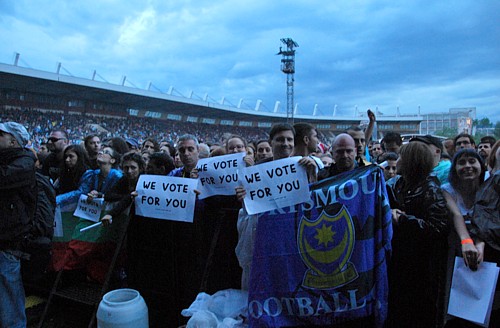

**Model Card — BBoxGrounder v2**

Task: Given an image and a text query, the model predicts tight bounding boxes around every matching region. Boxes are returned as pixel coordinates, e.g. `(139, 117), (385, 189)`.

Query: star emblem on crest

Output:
(314, 223), (335, 247)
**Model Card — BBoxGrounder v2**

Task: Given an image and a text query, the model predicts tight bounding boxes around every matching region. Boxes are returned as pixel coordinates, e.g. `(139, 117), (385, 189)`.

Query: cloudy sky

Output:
(1, 0), (499, 122)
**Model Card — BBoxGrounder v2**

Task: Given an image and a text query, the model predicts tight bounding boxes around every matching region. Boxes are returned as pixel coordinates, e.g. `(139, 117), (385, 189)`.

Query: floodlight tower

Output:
(277, 38), (298, 123)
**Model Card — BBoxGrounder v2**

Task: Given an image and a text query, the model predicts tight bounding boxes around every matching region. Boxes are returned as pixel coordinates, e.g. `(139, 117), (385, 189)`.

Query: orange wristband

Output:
(461, 238), (473, 245)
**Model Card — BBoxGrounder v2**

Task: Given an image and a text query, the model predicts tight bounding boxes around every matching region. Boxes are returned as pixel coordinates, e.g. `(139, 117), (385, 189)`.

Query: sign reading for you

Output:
(196, 152), (245, 199)
(240, 156), (310, 215)
(135, 175), (198, 222)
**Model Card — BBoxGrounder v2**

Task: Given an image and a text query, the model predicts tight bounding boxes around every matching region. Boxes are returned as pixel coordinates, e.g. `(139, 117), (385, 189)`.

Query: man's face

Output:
(271, 130), (294, 160)
(177, 139), (199, 168)
(142, 141), (155, 154)
(86, 136), (101, 155)
(478, 143), (492, 159)
(0, 130), (15, 149)
(306, 129), (319, 153)
(332, 137), (356, 172)
(47, 131), (68, 153)
(122, 160), (141, 181)
(348, 130), (365, 157)
(455, 137), (474, 150)
(371, 143), (383, 157)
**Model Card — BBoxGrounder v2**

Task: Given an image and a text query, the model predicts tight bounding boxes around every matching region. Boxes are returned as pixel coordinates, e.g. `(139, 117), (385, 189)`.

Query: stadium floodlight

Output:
(277, 38), (298, 123)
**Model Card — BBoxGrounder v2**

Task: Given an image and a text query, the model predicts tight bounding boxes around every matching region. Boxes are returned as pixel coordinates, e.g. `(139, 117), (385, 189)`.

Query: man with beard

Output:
(42, 129), (69, 183)
(478, 136), (496, 163)
(84, 134), (101, 169)
(318, 133), (357, 180)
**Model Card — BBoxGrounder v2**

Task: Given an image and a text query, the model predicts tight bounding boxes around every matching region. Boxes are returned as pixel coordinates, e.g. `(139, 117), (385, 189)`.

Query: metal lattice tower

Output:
(277, 38), (298, 123)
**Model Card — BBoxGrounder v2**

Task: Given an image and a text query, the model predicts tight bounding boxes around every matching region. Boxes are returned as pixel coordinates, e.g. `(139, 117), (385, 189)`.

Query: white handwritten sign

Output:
(73, 195), (105, 222)
(134, 175), (198, 222)
(196, 152), (245, 199)
(240, 156), (310, 215)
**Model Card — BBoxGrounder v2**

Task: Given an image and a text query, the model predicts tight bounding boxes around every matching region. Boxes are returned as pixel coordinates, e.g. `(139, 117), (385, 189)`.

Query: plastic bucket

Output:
(97, 288), (148, 328)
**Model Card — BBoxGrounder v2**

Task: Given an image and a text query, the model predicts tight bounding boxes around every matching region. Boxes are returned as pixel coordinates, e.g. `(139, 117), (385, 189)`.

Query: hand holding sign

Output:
(196, 152), (245, 199)
(240, 156), (310, 215)
(73, 194), (105, 222)
(135, 175), (198, 222)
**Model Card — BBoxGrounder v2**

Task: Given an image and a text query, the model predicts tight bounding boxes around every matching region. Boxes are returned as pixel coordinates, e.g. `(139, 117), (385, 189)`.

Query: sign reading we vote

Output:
(195, 152), (245, 199)
(240, 156), (310, 215)
(134, 175), (198, 222)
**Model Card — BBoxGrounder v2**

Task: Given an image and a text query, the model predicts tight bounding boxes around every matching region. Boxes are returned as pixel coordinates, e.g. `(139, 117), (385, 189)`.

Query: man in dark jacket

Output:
(0, 121), (37, 328)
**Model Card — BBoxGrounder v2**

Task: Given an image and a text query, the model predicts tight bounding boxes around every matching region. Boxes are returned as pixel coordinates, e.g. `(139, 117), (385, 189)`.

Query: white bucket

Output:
(97, 288), (148, 328)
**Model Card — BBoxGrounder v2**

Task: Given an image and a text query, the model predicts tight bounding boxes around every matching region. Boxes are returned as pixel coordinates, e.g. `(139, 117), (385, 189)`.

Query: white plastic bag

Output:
(182, 289), (248, 328)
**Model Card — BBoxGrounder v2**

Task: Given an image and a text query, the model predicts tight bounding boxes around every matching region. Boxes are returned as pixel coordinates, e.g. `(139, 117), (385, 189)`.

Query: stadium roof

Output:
(0, 63), (423, 124)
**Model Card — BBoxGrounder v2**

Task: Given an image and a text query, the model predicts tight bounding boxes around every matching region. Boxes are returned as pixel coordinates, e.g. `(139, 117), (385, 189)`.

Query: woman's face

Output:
(383, 160), (398, 181)
(174, 152), (182, 168)
(256, 142), (272, 161)
(246, 146), (255, 159)
(97, 147), (114, 165)
(122, 160), (140, 181)
(227, 138), (246, 154)
(456, 154), (482, 181)
(64, 150), (78, 169)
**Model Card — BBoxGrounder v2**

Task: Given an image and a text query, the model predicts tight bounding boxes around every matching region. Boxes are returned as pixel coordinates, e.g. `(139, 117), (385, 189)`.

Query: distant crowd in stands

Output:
(0, 107), (269, 151)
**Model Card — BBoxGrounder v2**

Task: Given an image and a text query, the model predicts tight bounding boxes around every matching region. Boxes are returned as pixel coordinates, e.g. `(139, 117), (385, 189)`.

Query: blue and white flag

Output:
(248, 165), (393, 327)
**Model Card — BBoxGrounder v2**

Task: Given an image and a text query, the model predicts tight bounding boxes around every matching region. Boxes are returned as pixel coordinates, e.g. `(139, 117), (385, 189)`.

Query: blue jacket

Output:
(57, 168), (123, 208)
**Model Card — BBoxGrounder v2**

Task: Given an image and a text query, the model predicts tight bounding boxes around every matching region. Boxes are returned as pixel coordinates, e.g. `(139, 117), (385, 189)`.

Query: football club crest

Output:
(298, 204), (358, 289)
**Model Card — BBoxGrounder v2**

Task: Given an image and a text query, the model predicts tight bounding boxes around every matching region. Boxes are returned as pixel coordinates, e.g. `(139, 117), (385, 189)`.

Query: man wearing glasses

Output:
(42, 129), (69, 183)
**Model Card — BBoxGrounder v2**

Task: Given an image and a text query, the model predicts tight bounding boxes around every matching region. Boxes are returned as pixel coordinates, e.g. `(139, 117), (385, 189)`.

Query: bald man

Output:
(318, 133), (357, 180)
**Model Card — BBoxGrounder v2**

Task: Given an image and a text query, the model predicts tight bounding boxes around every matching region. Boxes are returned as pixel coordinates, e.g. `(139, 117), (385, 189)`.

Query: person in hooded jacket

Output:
(0, 122), (36, 328)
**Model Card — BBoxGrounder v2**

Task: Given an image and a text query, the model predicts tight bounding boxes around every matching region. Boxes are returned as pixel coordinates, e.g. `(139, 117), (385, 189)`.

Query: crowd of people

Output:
(1, 107), (499, 327)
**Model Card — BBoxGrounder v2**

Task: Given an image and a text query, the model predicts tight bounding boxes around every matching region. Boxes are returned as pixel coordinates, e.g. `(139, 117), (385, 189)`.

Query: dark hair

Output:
(161, 143), (176, 158)
(149, 152), (175, 175)
(449, 148), (486, 191)
(294, 122), (316, 142)
(453, 133), (475, 147)
(377, 152), (399, 164)
(51, 129), (69, 140)
(269, 123), (295, 141)
(381, 132), (402, 147)
(256, 139), (270, 147)
(121, 151), (146, 174)
(399, 142), (434, 186)
(142, 138), (160, 152)
(480, 136), (496, 147)
(102, 145), (121, 169)
(106, 137), (130, 156)
(58, 144), (90, 193)
(84, 134), (100, 149)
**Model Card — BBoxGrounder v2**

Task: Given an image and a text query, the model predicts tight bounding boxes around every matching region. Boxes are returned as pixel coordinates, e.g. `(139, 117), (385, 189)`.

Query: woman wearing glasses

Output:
(61, 145), (123, 283)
